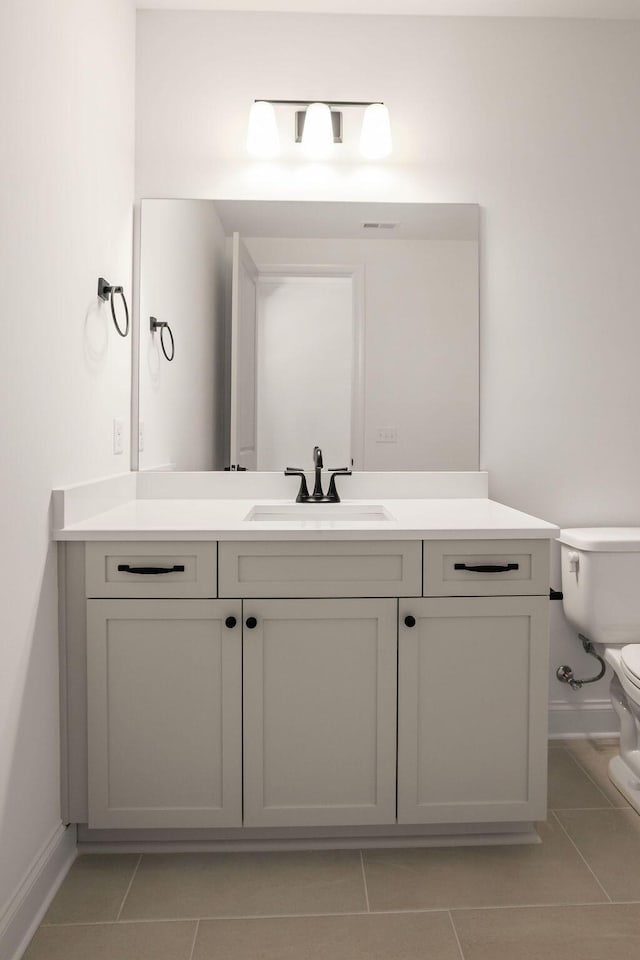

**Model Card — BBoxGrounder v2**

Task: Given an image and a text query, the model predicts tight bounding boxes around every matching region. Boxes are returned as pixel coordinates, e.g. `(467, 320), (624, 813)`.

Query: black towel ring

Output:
(97, 277), (129, 338)
(150, 316), (175, 362)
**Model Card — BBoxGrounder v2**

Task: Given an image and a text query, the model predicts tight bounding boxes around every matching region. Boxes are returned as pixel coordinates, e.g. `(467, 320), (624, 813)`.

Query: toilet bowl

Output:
(560, 528), (640, 812)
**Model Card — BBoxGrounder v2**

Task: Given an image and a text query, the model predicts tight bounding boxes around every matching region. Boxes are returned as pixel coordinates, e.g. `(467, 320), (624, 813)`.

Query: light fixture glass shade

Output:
(246, 101), (280, 157)
(301, 102), (334, 159)
(360, 103), (392, 160)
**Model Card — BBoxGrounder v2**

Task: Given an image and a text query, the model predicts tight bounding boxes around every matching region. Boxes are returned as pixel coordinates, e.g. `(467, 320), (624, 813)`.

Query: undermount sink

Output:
(244, 503), (395, 522)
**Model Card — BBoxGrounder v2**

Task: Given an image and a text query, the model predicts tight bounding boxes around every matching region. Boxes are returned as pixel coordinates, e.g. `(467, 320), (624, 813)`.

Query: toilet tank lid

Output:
(559, 528), (640, 551)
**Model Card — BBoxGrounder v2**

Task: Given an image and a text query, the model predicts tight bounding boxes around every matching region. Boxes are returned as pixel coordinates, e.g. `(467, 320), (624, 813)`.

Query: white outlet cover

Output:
(113, 418), (124, 455)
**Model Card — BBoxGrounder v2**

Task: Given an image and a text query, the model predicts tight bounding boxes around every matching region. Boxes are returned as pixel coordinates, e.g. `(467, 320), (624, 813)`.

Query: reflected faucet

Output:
(285, 446), (352, 503)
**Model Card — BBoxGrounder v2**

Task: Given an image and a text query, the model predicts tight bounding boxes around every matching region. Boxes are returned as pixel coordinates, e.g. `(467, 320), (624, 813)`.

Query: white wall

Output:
(138, 200), (227, 470)
(136, 10), (640, 725)
(0, 0), (135, 927)
(247, 236), (479, 471)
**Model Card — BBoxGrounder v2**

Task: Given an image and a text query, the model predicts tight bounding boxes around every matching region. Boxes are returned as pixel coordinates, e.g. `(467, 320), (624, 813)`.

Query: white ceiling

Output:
(136, 0), (640, 19)
(212, 200), (478, 241)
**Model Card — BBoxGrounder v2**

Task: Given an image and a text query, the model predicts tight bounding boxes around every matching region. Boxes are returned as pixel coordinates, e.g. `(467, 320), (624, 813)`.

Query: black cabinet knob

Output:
(404, 615), (416, 628)
(246, 616), (258, 629)
(225, 616), (237, 629)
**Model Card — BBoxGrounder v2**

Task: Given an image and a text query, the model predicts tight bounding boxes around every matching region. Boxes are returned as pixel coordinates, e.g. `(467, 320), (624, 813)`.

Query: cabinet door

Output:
(397, 596), (549, 824)
(87, 600), (242, 828)
(243, 598), (397, 827)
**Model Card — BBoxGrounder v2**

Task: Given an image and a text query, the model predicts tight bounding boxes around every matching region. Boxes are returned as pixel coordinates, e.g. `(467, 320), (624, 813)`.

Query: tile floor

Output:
(24, 739), (640, 959)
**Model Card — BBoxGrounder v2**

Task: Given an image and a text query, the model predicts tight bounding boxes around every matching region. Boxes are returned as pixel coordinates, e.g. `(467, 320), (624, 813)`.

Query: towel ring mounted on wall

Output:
(97, 277), (130, 338)
(150, 316), (175, 362)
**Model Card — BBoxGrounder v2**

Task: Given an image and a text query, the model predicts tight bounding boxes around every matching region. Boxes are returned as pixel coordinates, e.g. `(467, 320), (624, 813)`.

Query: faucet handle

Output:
(326, 467), (352, 503)
(284, 467), (310, 503)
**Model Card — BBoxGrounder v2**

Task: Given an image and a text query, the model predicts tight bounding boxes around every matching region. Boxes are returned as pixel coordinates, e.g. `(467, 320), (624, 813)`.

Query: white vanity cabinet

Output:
(242, 598), (398, 827)
(63, 532), (551, 840)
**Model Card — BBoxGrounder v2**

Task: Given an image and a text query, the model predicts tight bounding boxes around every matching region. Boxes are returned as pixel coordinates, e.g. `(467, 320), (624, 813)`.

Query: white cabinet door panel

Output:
(398, 596), (549, 823)
(87, 599), (242, 829)
(244, 598), (397, 827)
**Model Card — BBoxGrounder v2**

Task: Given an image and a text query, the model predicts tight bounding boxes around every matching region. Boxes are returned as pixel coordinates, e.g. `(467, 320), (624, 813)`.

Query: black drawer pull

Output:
(117, 564), (186, 575)
(404, 615), (416, 628)
(454, 562), (519, 574)
(246, 616), (258, 629)
(225, 616), (237, 629)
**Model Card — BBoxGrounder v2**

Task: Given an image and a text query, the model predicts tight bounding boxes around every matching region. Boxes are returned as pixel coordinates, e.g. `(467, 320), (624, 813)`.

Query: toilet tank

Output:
(560, 528), (640, 645)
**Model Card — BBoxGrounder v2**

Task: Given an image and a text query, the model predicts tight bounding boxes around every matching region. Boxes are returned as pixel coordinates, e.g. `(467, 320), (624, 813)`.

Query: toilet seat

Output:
(620, 645), (640, 695)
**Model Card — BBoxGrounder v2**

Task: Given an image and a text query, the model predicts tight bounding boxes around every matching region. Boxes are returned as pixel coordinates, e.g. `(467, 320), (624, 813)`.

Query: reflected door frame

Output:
(230, 234), (259, 469)
(255, 263), (365, 470)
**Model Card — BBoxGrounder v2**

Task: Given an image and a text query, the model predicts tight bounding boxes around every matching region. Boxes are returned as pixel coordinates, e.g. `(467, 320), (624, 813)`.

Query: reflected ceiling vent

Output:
(362, 221), (399, 230)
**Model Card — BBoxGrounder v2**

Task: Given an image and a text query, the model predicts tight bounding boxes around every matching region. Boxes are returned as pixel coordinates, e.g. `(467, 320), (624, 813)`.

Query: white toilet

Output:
(560, 527), (640, 813)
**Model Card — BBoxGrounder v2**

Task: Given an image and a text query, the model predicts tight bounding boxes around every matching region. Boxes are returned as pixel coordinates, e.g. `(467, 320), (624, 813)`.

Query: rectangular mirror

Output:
(137, 199), (479, 472)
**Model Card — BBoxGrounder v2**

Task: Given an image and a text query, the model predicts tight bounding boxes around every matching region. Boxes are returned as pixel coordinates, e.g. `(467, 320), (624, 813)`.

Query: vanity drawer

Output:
(218, 540), (422, 598)
(85, 542), (217, 598)
(423, 539), (549, 597)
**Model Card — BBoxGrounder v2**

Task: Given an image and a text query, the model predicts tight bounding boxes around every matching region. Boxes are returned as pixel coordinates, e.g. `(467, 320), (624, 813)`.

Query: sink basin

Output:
(244, 503), (395, 522)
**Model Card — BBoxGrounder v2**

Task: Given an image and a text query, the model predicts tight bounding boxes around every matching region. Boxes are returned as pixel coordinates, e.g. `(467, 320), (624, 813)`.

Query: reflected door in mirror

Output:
(255, 273), (356, 470)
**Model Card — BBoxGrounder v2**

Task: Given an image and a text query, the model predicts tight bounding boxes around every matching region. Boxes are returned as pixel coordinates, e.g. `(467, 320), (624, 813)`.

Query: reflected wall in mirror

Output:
(137, 200), (479, 472)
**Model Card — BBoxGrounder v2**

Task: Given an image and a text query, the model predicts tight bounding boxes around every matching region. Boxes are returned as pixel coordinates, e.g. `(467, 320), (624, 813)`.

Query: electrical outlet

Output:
(375, 427), (397, 443)
(138, 421), (145, 452)
(113, 418), (124, 455)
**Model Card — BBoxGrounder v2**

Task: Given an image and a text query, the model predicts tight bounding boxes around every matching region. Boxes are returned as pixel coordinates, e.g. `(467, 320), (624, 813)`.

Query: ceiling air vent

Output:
(362, 221), (399, 230)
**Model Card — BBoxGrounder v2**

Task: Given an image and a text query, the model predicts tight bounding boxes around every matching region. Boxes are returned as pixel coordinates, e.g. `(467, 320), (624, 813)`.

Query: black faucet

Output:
(285, 447), (352, 503)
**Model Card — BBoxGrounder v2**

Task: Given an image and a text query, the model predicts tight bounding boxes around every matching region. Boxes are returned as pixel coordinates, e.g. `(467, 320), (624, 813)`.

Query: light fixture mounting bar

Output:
(256, 99), (384, 108)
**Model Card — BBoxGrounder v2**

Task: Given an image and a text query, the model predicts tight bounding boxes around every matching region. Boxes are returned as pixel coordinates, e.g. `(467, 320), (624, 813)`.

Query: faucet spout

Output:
(312, 446), (324, 499)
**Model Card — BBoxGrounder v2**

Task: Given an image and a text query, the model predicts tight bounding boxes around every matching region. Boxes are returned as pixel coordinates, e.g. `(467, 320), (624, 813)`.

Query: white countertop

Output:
(53, 497), (559, 541)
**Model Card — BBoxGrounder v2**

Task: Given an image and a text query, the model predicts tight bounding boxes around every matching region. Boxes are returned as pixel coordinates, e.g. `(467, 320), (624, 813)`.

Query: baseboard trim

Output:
(0, 823), (76, 960)
(77, 824), (539, 853)
(548, 698), (618, 738)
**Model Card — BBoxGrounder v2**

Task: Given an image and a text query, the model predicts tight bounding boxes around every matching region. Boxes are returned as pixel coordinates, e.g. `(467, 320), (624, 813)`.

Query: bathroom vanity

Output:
(54, 471), (558, 847)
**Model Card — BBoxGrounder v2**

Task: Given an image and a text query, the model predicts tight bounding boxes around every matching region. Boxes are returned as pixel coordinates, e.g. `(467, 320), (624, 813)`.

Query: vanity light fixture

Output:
(246, 100), (392, 160)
